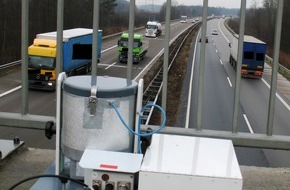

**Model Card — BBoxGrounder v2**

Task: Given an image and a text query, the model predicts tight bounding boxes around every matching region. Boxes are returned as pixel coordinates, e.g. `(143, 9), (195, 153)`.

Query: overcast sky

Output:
(136, 0), (262, 9)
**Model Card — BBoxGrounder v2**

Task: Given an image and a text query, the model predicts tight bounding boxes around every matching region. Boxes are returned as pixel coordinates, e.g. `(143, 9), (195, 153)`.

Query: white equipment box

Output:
(139, 134), (243, 190)
(79, 149), (143, 190)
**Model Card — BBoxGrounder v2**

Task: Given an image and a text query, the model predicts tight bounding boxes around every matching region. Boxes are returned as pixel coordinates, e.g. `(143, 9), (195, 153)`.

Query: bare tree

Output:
(281, 1), (290, 53)
(0, 0), (21, 64)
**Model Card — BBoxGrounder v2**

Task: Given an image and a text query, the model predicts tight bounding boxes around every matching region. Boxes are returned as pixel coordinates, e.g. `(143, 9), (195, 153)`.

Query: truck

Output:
(28, 28), (102, 90)
(180, 15), (188, 23)
(229, 35), (266, 78)
(118, 33), (149, 63)
(145, 21), (162, 38)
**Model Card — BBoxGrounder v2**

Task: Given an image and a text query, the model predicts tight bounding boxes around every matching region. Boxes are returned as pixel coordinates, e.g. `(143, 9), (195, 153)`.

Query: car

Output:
(199, 36), (208, 43)
(212, 29), (218, 35)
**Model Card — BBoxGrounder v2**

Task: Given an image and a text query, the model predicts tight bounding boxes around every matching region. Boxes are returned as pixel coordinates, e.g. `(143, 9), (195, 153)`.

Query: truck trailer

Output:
(28, 28), (102, 90)
(145, 21), (162, 38)
(229, 35), (266, 78)
(118, 33), (148, 63)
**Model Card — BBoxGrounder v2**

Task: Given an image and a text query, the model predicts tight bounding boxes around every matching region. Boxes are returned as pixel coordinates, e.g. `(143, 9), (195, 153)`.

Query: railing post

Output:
(196, 0), (208, 130)
(162, 0), (171, 116)
(232, 0), (246, 133)
(91, 0), (100, 86)
(267, 0), (284, 136)
(56, 0), (64, 78)
(21, 0), (29, 115)
(127, 0), (135, 80)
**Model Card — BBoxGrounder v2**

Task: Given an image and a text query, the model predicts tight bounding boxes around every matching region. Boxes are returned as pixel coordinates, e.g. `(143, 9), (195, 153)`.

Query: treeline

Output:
(0, 0), (237, 65)
(0, 0), (153, 64)
(228, 0), (290, 69)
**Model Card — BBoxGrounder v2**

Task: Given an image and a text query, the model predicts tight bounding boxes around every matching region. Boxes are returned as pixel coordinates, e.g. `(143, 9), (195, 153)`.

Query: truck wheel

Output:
(233, 61), (236, 70)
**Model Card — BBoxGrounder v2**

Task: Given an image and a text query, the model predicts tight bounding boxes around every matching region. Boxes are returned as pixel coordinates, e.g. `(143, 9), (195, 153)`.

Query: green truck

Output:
(118, 33), (148, 63)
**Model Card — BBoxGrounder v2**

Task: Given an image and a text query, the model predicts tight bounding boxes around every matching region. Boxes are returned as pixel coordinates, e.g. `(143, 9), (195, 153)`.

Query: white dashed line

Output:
(105, 62), (117, 70)
(218, 20), (230, 43)
(227, 77), (232, 87)
(101, 45), (117, 53)
(243, 114), (254, 134)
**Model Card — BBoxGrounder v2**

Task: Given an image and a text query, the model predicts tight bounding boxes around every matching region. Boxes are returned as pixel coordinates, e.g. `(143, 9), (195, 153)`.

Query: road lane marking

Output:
(218, 20), (230, 43)
(227, 77), (232, 87)
(101, 45), (117, 53)
(261, 78), (290, 111)
(99, 63), (127, 69)
(215, 49), (218, 53)
(220, 59), (223, 65)
(105, 62), (117, 70)
(243, 114), (254, 134)
(0, 85), (21, 98)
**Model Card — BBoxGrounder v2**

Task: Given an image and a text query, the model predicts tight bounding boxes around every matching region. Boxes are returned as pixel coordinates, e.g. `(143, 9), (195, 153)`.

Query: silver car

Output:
(212, 29), (218, 35)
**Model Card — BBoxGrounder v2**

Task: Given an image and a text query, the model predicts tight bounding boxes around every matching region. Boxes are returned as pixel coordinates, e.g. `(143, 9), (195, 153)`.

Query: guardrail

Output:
(265, 55), (290, 80)
(0, 60), (21, 70)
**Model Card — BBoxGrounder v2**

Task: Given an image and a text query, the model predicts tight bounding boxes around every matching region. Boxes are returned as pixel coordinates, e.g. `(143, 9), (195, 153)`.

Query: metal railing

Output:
(0, 0), (290, 152)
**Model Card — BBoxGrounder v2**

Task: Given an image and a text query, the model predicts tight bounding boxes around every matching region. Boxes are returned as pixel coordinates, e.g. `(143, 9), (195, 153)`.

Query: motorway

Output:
(0, 21), (193, 149)
(1, 18), (290, 168)
(189, 18), (290, 167)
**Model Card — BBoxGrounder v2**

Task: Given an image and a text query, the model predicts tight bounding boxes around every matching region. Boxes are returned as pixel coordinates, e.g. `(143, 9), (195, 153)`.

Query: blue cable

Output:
(110, 102), (166, 154)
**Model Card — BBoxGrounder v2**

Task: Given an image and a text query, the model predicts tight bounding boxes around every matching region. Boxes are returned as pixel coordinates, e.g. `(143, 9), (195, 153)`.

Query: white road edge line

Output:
(227, 77), (233, 87)
(220, 59), (223, 65)
(218, 20), (230, 43)
(243, 114), (254, 134)
(261, 78), (290, 111)
(185, 29), (200, 129)
(0, 85), (22, 98)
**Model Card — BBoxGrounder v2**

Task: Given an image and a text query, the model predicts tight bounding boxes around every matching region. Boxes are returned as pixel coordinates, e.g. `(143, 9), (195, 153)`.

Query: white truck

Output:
(180, 15), (188, 23)
(145, 21), (162, 38)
